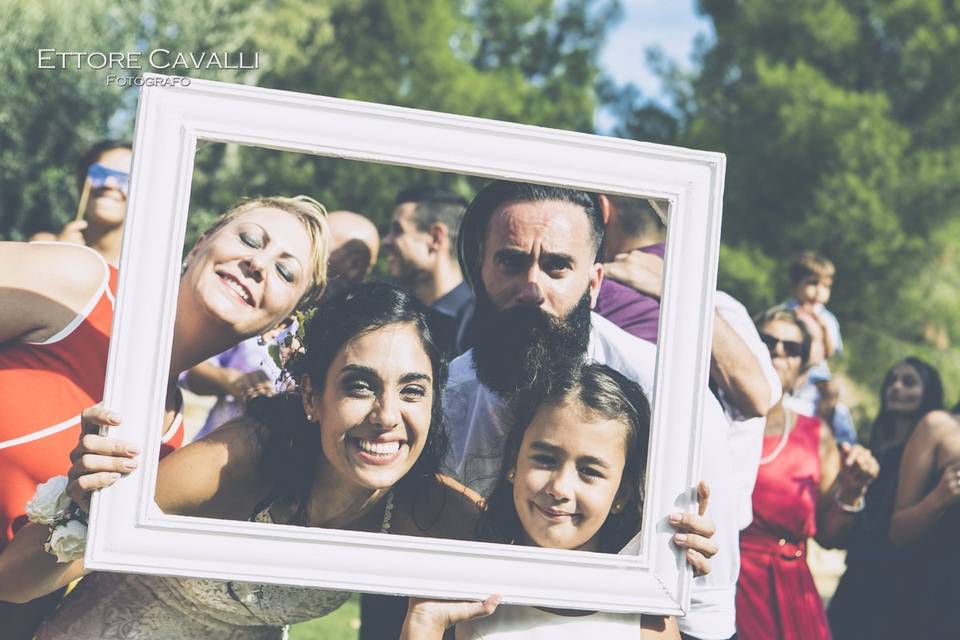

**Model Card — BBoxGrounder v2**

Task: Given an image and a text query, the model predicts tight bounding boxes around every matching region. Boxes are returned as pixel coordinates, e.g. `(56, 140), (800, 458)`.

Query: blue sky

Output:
(597, 0), (710, 128)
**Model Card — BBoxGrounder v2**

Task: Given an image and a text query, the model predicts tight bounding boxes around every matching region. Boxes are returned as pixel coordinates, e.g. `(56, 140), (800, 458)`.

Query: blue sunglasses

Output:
(86, 162), (130, 195)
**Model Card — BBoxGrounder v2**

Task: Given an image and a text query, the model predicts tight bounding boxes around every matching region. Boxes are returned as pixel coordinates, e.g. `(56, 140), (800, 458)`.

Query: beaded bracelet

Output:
(834, 488), (866, 514)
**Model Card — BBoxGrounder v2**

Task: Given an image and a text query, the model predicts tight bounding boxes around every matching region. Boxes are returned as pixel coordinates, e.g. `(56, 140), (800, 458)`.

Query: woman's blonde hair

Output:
(197, 196), (330, 307)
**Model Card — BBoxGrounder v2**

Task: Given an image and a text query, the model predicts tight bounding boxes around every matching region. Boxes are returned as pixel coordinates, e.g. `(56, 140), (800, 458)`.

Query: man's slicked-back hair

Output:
(457, 180), (605, 291)
(76, 139), (133, 193)
(394, 185), (469, 256)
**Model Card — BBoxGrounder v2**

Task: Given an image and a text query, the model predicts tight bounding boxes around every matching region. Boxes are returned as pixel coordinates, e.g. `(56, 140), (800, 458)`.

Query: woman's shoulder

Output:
(170, 417), (267, 479)
(0, 241), (108, 342)
(921, 410), (959, 434)
(196, 414), (266, 443)
(391, 474), (482, 540)
(2, 241), (105, 293)
(155, 416), (272, 519)
(908, 410), (959, 449)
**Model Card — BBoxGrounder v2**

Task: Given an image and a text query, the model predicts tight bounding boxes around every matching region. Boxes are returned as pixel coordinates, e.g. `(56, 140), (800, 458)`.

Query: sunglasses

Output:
(759, 333), (804, 358)
(86, 162), (130, 195)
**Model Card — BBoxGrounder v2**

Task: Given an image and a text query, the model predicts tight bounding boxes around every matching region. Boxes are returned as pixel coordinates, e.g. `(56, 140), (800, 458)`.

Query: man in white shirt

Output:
(594, 196), (781, 533)
(442, 180), (733, 639)
(713, 292), (781, 531)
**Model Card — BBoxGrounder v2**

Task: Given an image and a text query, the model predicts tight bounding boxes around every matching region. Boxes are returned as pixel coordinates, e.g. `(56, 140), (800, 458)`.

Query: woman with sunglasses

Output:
(56, 140), (133, 265)
(824, 358), (943, 639)
(735, 308), (879, 640)
(0, 195), (329, 638)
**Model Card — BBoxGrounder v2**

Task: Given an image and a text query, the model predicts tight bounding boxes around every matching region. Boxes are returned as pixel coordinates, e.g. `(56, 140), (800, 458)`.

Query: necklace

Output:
(380, 490), (395, 533)
(759, 406), (794, 465)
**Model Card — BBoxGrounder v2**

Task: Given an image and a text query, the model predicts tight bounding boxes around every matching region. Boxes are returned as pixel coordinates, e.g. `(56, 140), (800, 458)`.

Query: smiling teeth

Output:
(356, 440), (401, 455)
(222, 276), (252, 304)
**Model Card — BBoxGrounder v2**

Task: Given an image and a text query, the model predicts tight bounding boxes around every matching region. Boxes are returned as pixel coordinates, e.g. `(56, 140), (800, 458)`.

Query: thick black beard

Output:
(471, 290), (592, 401)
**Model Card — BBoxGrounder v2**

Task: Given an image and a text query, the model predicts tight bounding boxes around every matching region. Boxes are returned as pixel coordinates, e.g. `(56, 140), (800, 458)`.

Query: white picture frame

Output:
(86, 73), (725, 615)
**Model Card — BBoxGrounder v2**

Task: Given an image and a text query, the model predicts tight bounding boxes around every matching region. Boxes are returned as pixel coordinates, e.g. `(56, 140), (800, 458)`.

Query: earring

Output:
(611, 501), (624, 514)
(305, 412), (313, 422)
(506, 469), (515, 482)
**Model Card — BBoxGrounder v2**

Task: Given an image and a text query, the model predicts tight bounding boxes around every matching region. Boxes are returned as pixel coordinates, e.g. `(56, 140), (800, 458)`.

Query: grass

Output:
(289, 593), (360, 640)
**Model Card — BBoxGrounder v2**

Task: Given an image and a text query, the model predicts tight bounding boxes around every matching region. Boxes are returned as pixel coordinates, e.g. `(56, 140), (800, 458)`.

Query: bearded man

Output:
(441, 181), (737, 640)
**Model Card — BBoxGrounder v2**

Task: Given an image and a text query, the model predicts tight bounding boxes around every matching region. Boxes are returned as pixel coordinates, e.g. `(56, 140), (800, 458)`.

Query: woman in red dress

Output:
(736, 308), (879, 640)
(0, 196), (330, 637)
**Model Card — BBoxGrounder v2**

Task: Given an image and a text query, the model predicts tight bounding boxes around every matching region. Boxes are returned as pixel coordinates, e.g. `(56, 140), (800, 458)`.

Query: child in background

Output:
(400, 362), (684, 639)
(781, 252), (857, 445)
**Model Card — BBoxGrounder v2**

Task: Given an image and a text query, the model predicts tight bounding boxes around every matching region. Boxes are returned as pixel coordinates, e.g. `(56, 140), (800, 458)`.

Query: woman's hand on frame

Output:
(66, 405), (140, 512)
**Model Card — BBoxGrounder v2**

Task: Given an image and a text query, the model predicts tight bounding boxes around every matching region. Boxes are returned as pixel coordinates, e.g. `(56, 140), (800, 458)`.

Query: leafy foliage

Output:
(1, 0), (617, 246)
(0, 0), (135, 238)
(610, 0), (960, 407)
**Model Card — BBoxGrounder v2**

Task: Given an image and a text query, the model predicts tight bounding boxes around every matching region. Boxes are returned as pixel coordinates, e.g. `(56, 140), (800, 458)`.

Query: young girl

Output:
(402, 362), (682, 639)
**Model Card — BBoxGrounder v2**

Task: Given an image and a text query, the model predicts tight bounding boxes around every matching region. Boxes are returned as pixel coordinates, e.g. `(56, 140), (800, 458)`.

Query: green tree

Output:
(184, 0), (619, 242)
(610, 0), (960, 405)
(1, 0), (619, 245)
(0, 0), (136, 238)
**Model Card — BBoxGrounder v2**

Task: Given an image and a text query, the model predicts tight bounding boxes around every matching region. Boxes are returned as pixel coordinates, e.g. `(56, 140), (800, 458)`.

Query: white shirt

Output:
(455, 604), (643, 639)
(714, 291), (782, 530)
(442, 312), (738, 639)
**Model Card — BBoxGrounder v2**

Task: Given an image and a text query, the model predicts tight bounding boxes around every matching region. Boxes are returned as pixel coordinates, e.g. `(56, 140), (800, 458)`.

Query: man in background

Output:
(598, 193), (779, 640)
(382, 186), (473, 359)
(325, 209), (381, 297)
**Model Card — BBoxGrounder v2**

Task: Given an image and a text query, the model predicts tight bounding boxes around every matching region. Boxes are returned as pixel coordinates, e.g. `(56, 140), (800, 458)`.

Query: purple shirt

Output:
(594, 242), (665, 344)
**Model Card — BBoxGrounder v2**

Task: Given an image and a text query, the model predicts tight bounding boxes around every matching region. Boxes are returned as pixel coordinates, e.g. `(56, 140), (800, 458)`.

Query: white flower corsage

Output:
(25, 475), (71, 524)
(26, 475), (88, 563)
(47, 518), (88, 562)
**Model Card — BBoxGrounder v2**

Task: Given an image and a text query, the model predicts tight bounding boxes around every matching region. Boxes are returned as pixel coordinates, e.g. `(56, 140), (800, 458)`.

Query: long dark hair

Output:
(247, 282), (449, 525)
(869, 357), (943, 451)
(477, 362), (651, 554)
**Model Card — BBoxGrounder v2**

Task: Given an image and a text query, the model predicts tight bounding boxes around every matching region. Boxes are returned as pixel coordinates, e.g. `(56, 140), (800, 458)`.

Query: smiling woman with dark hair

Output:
(885, 359), (960, 639)
(826, 357), (943, 639)
(5, 282), (480, 639)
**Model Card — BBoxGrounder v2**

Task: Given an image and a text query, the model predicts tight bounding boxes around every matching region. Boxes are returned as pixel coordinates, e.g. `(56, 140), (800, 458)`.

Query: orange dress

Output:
(736, 414), (831, 640)
(0, 253), (183, 546)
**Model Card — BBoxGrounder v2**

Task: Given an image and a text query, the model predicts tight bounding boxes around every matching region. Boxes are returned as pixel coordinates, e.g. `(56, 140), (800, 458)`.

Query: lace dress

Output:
(34, 500), (392, 640)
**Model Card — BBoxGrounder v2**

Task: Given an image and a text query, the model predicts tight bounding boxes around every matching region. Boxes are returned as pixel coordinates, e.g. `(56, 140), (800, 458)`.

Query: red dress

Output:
(0, 251), (184, 546)
(736, 414), (831, 640)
